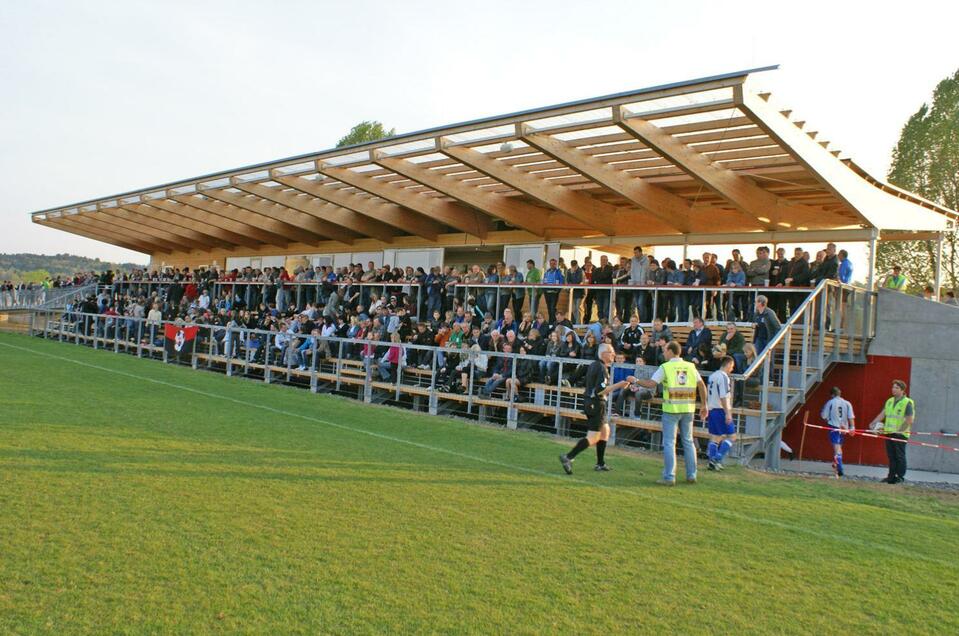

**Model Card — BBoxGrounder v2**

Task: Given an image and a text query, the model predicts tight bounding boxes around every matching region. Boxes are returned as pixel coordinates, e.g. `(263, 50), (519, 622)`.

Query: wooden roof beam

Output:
(38, 218), (156, 254)
(89, 210), (212, 251)
(110, 206), (235, 250)
(143, 198), (286, 248)
(613, 106), (827, 230)
(437, 137), (619, 236)
(232, 180), (397, 243)
(172, 195), (316, 246)
(519, 125), (692, 234)
(318, 161), (491, 239)
(119, 204), (250, 249)
(272, 174), (442, 241)
(369, 153), (564, 237)
(61, 214), (177, 252)
(200, 188), (356, 245)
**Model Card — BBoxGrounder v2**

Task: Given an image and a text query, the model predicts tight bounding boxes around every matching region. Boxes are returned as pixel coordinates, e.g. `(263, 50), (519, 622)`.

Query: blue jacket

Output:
(838, 259), (853, 284)
(543, 268), (565, 285)
(725, 269), (746, 286)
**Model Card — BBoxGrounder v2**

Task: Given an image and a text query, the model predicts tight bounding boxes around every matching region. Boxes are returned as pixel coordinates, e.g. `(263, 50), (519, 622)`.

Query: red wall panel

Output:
(782, 355), (912, 465)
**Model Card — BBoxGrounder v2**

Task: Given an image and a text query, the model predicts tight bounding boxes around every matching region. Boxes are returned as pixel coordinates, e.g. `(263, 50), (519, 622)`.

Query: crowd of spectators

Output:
(1, 271), (102, 308)
(61, 246), (819, 402)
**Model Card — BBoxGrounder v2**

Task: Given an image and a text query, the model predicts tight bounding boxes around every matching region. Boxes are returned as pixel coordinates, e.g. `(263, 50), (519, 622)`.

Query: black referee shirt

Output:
(584, 359), (609, 406)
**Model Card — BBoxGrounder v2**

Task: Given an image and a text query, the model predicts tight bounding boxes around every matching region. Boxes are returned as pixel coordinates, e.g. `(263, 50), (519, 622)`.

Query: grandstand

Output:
(17, 66), (959, 473)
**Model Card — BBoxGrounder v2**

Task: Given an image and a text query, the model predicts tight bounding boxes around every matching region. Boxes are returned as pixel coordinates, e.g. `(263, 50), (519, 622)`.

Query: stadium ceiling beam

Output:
(57, 215), (175, 253)
(201, 188), (357, 245)
(37, 218), (156, 254)
(169, 195), (311, 246)
(735, 88), (873, 228)
(142, 199), (286, 248)
(232, 180), (397, 243)
(369, 154), (562, 237)
(613, 107), (829, 231)
(89, 210), (214, 251)
(438, 137), (620, 236)
(272, 174), (443, 241)
(519, 126), (693, 234)
(109, 206), (234, 251)
(118, 203), (251, 249)
(317, 162), (492, 239)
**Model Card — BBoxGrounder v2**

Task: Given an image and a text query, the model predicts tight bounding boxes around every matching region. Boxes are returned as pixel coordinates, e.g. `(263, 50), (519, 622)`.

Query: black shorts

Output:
(583, 399), (605, 431)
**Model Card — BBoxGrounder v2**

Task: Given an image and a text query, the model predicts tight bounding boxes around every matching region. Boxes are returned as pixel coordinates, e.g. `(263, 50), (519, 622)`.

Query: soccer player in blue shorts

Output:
(706, 356), (736, 471)
(821, 387), (855, 478)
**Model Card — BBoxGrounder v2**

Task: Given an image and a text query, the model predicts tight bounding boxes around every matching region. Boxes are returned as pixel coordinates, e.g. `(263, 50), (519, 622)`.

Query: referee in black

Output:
(560, 343), (636, 473)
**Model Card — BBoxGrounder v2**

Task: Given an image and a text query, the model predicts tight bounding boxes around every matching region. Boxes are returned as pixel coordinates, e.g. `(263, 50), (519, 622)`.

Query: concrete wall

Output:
(868, 289), (959, 472)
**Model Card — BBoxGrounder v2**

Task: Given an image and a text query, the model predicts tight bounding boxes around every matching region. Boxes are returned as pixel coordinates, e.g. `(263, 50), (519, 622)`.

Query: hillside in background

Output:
(0, 253), (147, 283)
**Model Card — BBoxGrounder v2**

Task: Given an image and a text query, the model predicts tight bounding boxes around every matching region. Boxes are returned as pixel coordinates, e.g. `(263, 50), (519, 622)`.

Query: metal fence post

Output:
(225, 327), (234, 376)
(428, 349), (438, 415)
(310, 338), (318, 393)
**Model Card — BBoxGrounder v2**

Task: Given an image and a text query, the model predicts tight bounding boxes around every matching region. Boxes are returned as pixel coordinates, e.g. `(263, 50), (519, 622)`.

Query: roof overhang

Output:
(31, 65), (956, 255)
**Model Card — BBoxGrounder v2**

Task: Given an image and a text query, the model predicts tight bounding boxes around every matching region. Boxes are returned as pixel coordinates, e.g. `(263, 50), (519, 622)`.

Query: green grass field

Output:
(1, 331), (957, 635)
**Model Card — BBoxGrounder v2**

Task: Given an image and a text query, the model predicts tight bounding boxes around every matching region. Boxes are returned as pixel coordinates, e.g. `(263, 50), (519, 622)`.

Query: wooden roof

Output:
(31, 66), (956, 256)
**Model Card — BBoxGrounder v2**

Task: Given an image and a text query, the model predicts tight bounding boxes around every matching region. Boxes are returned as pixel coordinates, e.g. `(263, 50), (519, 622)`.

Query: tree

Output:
(878, 68), (959, 293)
(335, 121), (396, 148)
(20, 269), (52, 284)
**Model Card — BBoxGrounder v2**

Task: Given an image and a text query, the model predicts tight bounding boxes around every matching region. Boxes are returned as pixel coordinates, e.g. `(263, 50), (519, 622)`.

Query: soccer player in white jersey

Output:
(821, 387), (856, 478)
(706, 356), (736, 471)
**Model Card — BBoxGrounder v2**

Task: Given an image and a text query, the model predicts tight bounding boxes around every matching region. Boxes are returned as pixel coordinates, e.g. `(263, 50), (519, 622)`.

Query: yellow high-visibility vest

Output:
(883, 396), (914, 438)
(661, 358), (698, 414)
(885, 274), (907, 290)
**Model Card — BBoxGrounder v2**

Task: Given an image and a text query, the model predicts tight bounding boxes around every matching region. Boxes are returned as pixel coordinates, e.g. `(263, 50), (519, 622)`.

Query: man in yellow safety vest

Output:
(638, 340), (708, 485)
(881, 265), (908, 292)
(869, 379), (915, 484)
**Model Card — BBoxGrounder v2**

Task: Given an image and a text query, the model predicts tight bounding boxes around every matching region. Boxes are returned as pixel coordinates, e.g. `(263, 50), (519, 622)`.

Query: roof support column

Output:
(865, 228), (879, 339)
(934, 231), (944, 301)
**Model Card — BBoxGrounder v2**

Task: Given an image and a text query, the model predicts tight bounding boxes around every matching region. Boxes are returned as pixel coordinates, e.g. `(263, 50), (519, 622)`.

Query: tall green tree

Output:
(335, 121), (396, 148)
(878, 68), (959, 292)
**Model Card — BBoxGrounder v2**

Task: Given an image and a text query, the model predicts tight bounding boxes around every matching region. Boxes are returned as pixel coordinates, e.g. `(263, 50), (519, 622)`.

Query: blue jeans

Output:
(633, 290), (649, 322)
(662, 411), (697, 482)
(483, 375), (506, 396)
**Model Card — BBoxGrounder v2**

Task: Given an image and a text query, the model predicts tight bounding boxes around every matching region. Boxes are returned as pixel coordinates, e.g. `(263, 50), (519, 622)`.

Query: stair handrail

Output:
(733, 279), (830, 382)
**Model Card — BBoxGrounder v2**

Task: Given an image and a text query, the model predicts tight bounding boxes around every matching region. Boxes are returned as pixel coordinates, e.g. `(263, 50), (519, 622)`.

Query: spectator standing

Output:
(592, 255), (613, 322)
(881, 265), (908, 291)
(837, 250), (853, 284)
(566, 259), (585, 324)
(869, 380), (915, 484)
(746, 246), (772, 291)
(630, 246), (651, 322)
(542, 258), (565, 324)
(752, 295), (781, 353)
(525, 259), (542, 315)
(613, 257), (632, 322)
(503, 264), (525, 319)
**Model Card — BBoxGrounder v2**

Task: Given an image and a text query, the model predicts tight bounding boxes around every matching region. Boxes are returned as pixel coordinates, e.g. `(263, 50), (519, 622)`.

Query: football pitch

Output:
(1, 332), (957, 635)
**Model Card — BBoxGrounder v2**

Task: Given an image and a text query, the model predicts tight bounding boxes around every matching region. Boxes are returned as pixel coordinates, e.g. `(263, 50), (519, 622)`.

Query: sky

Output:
(1, 0), (957, 266)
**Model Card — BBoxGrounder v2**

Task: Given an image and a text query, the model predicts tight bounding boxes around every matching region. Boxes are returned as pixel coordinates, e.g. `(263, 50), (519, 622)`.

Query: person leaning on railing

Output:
(752, 295), (781, 354)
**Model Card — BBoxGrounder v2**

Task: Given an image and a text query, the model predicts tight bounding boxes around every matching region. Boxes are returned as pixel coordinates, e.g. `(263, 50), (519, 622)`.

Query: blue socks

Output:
(717, 439), (733, 462)
(834, 453), (844, 476)
(707, 441), (719, 461)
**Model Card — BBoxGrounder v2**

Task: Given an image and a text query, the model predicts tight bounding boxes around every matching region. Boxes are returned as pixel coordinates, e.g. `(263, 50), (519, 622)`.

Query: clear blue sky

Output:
(1, 0), (956, 264)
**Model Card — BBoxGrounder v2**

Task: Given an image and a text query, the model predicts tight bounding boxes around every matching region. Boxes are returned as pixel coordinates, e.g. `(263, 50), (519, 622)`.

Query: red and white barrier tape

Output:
(803, 422), (959, 452)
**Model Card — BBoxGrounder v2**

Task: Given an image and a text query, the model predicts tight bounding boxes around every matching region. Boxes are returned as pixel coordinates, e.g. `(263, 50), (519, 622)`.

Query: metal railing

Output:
(30, 309), (772, 455)
(452, 282), (815, 326)
(0, 283), (98, 310)
(732, 279), (876, 469)
(107, 279), (427, 320)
